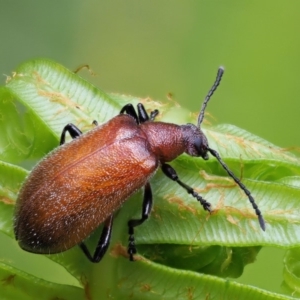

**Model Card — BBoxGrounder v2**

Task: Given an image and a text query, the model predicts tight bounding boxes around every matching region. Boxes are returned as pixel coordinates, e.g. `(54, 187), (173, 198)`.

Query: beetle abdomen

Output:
(14, 115), (158, 254)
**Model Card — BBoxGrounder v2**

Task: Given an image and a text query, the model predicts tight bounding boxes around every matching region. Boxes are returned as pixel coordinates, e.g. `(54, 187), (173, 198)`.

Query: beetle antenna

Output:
(197, 67), (224, 127)
(207, 147), (266, 231)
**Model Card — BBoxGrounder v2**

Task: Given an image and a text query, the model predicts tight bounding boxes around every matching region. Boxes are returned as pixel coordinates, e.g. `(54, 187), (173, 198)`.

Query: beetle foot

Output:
(195, 195), (212, 213)
(202, 201), (212, 213)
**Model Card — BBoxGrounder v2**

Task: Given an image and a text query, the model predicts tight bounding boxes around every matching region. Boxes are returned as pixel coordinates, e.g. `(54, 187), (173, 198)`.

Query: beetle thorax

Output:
(140, 122), (186, 163)
(140, 122), (209, 163)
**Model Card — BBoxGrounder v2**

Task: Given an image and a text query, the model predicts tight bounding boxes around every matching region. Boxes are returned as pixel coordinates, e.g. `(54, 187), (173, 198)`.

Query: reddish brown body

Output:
(14, 68), (264, 262)
(14, 114), (185, 254)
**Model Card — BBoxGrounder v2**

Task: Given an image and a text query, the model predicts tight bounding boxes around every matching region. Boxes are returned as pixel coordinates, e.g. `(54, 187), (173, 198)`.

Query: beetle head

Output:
(181, 124), (209, 160)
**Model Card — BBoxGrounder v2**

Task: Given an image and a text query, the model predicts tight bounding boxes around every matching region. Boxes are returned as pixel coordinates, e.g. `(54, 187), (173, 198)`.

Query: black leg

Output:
(120, 104), (139, 124)
(128, 182), (153, 261)
(149, 109), (159, 121)
(60, 123), (82, 145)
(80, 215), (113, 263)
(120, 103), (159, 124)
(161, 164), (212, 212)
(137, 103), (159, 122)
(137, 103), (149, 123)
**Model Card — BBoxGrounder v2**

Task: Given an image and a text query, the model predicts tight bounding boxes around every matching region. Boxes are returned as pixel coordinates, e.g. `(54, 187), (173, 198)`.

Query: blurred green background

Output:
(1, 0), (299, 295)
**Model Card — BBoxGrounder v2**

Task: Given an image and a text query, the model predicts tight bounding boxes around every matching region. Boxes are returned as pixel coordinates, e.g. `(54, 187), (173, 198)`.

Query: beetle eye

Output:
(194, 137), (209, 160)
(194, 136), (202, 150)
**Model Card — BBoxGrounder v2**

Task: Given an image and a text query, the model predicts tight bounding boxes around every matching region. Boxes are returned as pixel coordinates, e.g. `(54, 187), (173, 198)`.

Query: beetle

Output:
(14, 67), (265, 263)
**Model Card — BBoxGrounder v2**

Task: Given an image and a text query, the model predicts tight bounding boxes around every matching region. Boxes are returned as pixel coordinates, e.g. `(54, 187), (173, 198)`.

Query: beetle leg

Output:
(149, 109), (159, 121)
(137, 103), (150, 123)
(120, 104), (139, 124)
(161, 163), (212, 212)
(128, 181), (153, 261)
(79, 214), (113, 263)
(60, 123), (82, 145)
(137, 103), (159, 123)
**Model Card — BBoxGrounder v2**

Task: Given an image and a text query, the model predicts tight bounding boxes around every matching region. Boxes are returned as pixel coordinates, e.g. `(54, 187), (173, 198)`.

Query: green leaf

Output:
(1, 58), (300, 299)
(0, 261), (84, 300)
(130, 167), (300, 247)
(137, 244), (262, 278)
(102, 257), (296, 300)
(1, 59), (120, 163)
(0, 161), (28, 237)
(283, 248), (300, 297)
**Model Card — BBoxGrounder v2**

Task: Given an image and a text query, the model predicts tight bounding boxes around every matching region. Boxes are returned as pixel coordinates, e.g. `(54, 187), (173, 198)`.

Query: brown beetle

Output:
(14, 67), (265, 263)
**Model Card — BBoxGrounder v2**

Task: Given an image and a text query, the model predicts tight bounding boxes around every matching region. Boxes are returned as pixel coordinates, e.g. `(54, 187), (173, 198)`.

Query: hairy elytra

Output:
(14, 67), (265, 263)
